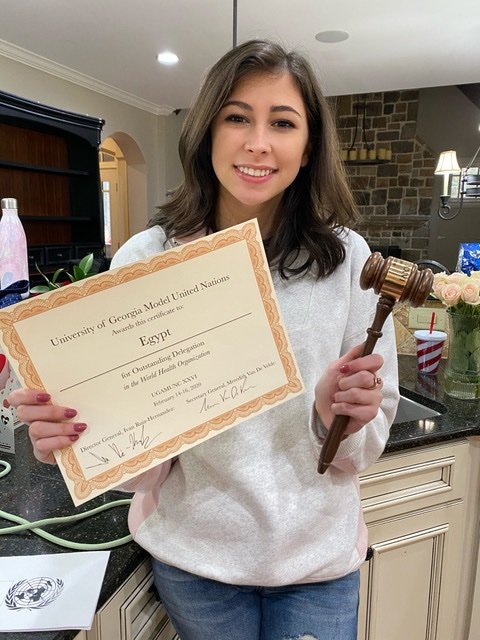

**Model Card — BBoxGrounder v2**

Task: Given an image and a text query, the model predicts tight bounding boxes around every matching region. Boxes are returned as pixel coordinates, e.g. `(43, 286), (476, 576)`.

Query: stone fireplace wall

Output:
(330, 90), (436, 262)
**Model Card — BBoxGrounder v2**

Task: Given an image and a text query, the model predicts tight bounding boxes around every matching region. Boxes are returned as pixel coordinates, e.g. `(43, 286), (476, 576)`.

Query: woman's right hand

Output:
(6, 389), (86, 465)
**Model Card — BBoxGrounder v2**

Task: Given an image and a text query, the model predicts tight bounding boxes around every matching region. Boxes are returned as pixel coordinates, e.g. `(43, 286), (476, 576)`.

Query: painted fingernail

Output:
(36, 392), (51, 402)
(339, 364), (350, 374)
(64, 408), (77, 418)
(69, 434), (79, 442)
(73, 423), (87, 433)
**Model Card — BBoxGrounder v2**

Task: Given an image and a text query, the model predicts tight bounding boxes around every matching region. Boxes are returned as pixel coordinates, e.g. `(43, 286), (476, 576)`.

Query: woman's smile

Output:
(234, 164), (277, 181)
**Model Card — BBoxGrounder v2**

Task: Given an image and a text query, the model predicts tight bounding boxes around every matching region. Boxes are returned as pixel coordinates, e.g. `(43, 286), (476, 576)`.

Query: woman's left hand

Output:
(314, 343), (384, 436)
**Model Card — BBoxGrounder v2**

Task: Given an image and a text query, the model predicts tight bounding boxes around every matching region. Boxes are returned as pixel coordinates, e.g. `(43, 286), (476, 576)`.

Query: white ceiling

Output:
(1, 0), (479, 113)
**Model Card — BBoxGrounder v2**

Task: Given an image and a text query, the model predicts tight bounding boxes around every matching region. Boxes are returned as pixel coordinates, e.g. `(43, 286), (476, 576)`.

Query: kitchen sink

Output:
(393, 394), (443, 424)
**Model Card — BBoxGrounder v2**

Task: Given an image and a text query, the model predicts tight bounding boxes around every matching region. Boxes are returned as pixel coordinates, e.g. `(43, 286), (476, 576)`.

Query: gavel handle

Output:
(317, 296), (395, 475)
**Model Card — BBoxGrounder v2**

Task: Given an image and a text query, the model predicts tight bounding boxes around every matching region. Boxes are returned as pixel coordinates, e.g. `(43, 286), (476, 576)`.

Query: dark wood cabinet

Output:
(0, 90), (105, 281)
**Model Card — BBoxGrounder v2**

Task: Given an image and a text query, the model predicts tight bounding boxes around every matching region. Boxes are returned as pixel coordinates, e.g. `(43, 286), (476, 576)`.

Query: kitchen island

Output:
(359, 356), (480, 640)
(1, 354), (479, 640)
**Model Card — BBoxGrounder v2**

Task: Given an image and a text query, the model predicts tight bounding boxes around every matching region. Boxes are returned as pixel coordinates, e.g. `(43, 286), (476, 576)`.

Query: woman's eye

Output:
(273, 119), (295, 129)
(225, 114), (248, 124)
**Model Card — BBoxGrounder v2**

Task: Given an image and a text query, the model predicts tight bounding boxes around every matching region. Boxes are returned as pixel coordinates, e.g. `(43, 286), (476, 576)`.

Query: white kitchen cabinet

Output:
(358, 439), (480, 640)
(86, 559), (178, 640)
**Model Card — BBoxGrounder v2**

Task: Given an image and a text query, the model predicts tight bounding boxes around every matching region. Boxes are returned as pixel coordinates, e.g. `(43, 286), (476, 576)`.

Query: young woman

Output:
(8, 40), (399, 640)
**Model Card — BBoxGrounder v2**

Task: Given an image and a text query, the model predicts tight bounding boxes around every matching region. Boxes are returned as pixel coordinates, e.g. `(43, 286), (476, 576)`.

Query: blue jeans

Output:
(151, 558), (359, 640)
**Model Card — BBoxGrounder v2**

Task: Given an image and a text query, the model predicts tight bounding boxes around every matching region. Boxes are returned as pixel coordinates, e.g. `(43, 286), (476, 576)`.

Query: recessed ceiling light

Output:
(315, 30), (350, 43)
(156, 51), (179, 65)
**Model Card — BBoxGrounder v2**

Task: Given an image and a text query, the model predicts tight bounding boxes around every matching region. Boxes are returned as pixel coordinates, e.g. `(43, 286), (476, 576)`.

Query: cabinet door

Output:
(119, 571), (174, 640)
(94, 560), (176, 640)
(360, 442), (468, 523)
(358, 502), (464, 640)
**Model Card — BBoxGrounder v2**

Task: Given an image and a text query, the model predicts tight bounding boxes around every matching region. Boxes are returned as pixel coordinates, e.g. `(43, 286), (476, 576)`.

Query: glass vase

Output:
(444, 310), (480, 399)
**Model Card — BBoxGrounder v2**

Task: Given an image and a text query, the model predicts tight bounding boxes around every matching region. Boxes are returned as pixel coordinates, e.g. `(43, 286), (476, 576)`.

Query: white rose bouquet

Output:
(432, 271), (480, 398)
(432, 271), (480, 314)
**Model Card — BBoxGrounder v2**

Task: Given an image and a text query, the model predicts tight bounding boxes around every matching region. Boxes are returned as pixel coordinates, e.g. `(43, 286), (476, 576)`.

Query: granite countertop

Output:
(1, 355), (479, 640)
(391, 354), (480, 451)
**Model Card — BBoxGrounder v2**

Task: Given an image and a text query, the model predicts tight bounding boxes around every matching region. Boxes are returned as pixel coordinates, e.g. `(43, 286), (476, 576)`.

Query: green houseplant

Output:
(30, 253), (95, 294)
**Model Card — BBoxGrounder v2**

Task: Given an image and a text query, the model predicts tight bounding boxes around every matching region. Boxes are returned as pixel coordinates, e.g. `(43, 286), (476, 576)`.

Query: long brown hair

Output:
(149, 39), (358, 279)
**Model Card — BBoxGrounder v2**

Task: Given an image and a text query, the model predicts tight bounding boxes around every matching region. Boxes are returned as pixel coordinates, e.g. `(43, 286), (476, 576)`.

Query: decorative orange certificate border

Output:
(0, 222), (303, 502)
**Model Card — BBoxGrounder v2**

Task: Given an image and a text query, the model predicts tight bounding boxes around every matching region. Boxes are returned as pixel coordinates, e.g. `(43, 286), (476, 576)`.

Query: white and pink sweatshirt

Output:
(110, 225), (399, 586)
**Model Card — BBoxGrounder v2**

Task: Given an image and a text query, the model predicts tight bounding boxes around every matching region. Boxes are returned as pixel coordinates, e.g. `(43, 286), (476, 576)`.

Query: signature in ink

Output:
(199, 375), (255, 413)
(129, 425), (163, 450)
(84, 450), (110, 469)
(199, 395), (220, 413)
(109, 442), (125, 458)
(129, 425), (151, 450)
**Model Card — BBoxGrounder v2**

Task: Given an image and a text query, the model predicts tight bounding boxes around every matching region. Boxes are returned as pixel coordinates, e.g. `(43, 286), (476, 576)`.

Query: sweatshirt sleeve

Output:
(310, 233), (400, 474)
(311, 315), (399, 474)
(109, 226), (169, 269)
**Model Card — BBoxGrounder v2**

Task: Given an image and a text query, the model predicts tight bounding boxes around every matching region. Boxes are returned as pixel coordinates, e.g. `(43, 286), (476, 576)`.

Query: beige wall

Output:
(0, 55), (167, 236)
(165, 109), (187, 195)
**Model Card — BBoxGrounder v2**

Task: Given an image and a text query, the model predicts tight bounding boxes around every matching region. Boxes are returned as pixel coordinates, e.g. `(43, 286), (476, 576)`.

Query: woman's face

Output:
(211, 70), (310, 229)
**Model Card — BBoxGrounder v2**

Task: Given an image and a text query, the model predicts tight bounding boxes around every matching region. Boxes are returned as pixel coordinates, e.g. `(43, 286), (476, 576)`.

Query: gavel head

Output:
(360, 252), (433, 307)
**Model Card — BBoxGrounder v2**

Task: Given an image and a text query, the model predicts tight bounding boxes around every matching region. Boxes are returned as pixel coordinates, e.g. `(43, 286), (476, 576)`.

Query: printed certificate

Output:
(0, 221), (303, 505)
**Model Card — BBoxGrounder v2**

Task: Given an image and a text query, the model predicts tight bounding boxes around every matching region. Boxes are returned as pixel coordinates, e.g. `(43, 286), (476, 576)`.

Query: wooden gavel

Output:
(317, 252), (434, 475)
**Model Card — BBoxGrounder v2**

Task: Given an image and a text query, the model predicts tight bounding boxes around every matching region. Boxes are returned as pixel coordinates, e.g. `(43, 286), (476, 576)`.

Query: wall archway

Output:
(100, 131), (147, 254)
